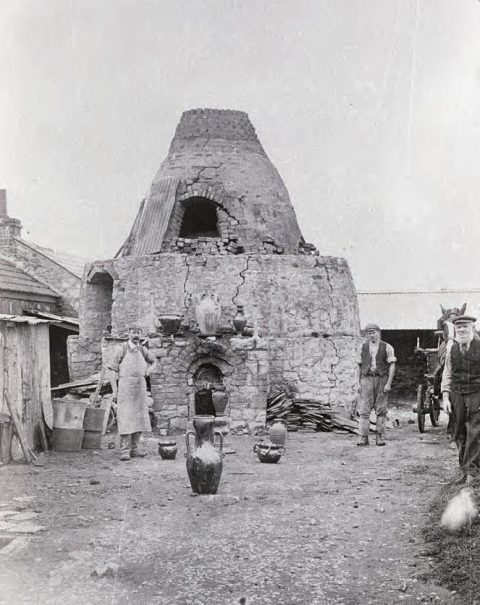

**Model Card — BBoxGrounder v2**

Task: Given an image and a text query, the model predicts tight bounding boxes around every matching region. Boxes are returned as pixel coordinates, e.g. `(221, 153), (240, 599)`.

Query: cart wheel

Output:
(417, 384), (426, 433)
(430, 397), (441, 427)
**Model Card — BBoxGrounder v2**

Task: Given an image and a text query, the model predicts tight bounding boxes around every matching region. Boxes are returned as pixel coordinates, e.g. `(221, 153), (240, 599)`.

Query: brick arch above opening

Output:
(187, 356), (234, 377)
(86, 265), (118, 284)
(178, 187), (226, 206)
(178, 197), (220, 239)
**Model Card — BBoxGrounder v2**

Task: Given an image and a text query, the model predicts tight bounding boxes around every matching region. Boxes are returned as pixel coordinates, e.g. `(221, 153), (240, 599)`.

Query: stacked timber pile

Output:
(267, 390), (359, 434)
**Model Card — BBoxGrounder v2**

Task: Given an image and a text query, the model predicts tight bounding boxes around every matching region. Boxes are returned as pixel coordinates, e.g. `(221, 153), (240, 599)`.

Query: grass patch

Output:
(423, 481), (480, 601)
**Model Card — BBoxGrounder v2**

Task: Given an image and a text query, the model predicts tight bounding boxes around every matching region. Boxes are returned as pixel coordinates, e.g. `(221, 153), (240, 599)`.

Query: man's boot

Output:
(131, 432), (147, 458)
(376, 415), (387, 446)
(120, 434), (131, 461)
(357, 436), (369, 446)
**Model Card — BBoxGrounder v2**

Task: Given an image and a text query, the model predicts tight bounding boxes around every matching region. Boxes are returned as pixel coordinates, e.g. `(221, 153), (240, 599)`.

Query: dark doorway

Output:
(381, 329), (440, 404)
(195, 389), (216, 416)
(49, 325), (76, 387)
(179, 198), (219, 238)
(193, 363), (223, 416)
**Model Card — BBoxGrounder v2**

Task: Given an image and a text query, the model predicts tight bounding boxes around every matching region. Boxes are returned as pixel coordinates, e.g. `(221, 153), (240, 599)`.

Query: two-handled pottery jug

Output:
(186, 415), (224, 494)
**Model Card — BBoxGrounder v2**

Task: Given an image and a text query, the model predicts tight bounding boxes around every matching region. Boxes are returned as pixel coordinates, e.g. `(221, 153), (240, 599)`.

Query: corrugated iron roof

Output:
(0, 257), (59, 298)
(19, 239), (90, 278)
(117, 176), (180, 257)
(0, 313), (52, 325)
(23, 309), (79, 328)
(357, 289), (480, 330)
(23, 309), (79, 324)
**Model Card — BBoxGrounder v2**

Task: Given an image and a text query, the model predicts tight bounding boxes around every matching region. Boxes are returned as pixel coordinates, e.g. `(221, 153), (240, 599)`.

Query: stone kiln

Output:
(69, 109), (361, 433)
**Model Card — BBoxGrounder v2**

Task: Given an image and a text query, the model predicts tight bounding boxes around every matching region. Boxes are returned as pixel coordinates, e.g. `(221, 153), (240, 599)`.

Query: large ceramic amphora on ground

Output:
(185, 415), (224, 494)
(195, 293), (221, 336)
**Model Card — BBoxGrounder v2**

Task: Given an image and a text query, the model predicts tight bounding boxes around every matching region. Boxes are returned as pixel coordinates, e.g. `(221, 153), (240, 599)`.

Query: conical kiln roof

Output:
(118, 108), (305, 257)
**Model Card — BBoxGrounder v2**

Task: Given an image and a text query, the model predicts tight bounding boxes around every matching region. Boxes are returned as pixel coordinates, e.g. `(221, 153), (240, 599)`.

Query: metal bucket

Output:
(83, 408), (106, 432)
(52, 428), (84, 451)
(52, 399), (88, 430)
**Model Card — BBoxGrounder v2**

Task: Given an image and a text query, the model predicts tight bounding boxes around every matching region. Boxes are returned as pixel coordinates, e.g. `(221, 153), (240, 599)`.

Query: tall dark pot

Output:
(185, 415), (224, 494)
(211, 389), (228, 417)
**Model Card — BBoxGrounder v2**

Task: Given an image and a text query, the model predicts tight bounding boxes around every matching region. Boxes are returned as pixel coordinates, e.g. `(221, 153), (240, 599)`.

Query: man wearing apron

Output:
(109, 326), (156, 461)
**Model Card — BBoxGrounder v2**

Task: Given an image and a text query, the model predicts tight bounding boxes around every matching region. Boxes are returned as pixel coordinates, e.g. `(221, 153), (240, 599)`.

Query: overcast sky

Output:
(1, 0), (479, 291)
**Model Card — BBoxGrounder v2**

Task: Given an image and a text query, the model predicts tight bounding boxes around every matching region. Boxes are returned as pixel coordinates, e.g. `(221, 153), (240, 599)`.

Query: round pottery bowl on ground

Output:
(253, 442), (286, 464)
(158, 439), (178, 460)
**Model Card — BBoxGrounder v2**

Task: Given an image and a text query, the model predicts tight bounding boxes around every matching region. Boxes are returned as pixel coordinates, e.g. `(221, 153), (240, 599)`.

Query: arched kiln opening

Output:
(179, 197), (219, 238)
(84, 270), (114, 340)
(193, 363), (224, 416)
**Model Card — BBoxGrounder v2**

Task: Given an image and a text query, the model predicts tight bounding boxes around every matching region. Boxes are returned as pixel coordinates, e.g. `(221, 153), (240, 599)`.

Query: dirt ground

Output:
(0, 407), (468, 605)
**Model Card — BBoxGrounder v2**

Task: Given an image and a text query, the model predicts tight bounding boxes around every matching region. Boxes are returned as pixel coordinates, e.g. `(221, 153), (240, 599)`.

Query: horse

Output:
(437, 303), (467, 343)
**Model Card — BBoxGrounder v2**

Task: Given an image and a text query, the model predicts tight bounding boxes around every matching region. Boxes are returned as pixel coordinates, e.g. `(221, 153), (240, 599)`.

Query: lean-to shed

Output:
(0, 315), (52, 463)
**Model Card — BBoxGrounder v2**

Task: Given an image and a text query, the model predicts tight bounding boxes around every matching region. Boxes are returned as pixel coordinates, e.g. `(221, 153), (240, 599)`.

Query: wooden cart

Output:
(413, 347), (442, 433)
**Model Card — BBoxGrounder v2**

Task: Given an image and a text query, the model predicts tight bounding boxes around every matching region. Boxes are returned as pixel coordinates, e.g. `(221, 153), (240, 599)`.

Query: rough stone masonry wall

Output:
(4, 240), (81, 316)
(70, 253), (361, 429)
(128, 334), (269, 434)
(154, 109), (304, 254)
(100, 330), (358, 435)
(84, 253), (359, 340)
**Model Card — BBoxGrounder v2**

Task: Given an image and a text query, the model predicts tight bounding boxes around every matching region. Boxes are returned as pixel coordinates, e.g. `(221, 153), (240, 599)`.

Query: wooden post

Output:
(0, 414), (12, 464)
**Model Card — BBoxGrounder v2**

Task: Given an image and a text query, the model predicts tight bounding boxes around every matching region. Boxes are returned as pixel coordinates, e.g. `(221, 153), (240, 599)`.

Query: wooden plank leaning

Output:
(3, 389), (34, 464)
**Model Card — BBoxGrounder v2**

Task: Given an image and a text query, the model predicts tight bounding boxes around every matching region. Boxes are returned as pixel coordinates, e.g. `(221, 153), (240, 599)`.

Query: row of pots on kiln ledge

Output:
(158, 295), (248, 336)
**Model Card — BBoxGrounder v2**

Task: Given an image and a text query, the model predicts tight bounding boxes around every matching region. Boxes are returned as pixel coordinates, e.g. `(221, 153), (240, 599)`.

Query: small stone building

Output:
(70, 109), (361, 433)
(0, 190), (85, 386)
(0, 189), (87, 317)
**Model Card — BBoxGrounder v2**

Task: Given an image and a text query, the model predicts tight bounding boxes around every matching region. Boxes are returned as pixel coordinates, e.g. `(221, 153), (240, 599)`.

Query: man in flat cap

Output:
(441, 315), (480, 484)
(108, 325), (156, 461)
(356, 323), (396, 446)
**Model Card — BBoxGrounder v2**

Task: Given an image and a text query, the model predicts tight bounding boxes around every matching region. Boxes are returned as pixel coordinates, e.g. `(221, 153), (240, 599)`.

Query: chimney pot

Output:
(0, 190), (7, 217)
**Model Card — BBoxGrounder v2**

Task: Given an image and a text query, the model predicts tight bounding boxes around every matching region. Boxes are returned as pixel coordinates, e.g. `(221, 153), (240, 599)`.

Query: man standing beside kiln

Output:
(357, 323), (396, 446)
(441, 315), (480, 485)
(108, 326), (156, 461)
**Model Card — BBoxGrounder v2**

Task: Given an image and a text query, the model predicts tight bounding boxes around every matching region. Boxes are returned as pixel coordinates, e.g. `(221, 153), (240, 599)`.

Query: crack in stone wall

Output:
(191, 163), (222, 184)
(326, 336), (340, 407)
(182, 255), (192, 319)
(322, 260), (336, 335)
(232, 255), (251, 307)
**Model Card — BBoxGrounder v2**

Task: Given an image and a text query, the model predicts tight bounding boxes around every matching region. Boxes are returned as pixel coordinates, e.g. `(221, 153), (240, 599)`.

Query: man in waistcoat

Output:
(441, 315), (480, 485)
(356, 323), (396, 446)
(108, 326), (156, 461)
